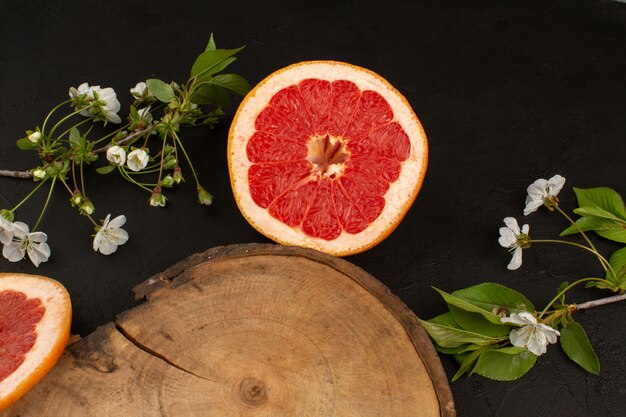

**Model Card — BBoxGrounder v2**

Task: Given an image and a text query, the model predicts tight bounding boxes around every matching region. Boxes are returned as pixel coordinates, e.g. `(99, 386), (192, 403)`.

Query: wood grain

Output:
(3, 244), (455, 417)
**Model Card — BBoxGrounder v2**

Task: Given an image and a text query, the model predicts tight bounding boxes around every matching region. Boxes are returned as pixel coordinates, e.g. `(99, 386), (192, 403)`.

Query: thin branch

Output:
(93, 127), (150, 154)
(0, 169), (32, 179)
(574, 293), (626, 311)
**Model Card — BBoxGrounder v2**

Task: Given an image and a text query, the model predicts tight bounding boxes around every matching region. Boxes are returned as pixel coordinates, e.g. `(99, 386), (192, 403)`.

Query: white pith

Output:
(229, 61), (428, 255)
(0, 274), (70, 400)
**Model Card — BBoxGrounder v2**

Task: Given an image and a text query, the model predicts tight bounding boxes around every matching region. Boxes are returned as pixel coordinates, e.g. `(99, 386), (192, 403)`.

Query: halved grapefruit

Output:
(0, 273), (71, 411)
(228, 61), (428, 256)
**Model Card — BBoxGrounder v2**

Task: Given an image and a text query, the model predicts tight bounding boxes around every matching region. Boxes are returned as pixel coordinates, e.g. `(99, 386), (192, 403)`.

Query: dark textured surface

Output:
(1, 1), (625, 415)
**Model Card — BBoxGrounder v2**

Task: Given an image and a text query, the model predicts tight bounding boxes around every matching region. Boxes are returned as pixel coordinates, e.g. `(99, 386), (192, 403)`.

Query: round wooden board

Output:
(2, 244), (455, 417)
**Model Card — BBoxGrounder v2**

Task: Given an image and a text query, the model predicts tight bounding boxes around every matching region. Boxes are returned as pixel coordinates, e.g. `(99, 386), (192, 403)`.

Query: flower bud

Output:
(197, 186), (213, 206)
(161, 175), (174, 188)
(80, 199), (95, 216)
(28, 131), (42, 144)
(32, 168), (47, 181)
(149, 189), (167, 207)
(106, 145), (127, 166)
(164, 156), (177, 170)
(0, 209), (15, 222)
(172, 166), (184, 184)
(70, 191), (84, 207)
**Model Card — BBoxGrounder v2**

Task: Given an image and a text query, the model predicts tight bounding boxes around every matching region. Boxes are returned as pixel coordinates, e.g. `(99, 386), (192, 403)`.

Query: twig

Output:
(93, 128), (150, 154)
(0, 169), (32, 179)
(574, 293), (626, 311)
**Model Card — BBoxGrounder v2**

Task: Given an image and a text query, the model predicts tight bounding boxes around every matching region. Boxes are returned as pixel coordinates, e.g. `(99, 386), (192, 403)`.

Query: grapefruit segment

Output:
(228, 61), (428, 256)
(0, 273), (71, 411)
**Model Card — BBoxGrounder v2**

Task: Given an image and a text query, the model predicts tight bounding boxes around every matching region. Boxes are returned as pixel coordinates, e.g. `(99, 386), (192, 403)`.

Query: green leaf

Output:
(573, 187), (626, 219)
(433, 287), (503, 324)
(471, 347), (537, 381)
(419, 319), (502, 348)
(573, 206), (625, 223)
(452, 283), (536, 314)
(560, 322), (600, 374)
(206, 33), (216, 51)
(96, 165), (116, 174)
(449, 305), (511, 337)
(203, 74), (251, 96)
(596, 228), (626, 244)
(560, 216), (606, 236)
(607, 246), (626, 285)
(190, 84), (231, 107)
(428, 312), (461, 328)
(190, 47), (244, 80)
(436, 343), (483, 355)
(146, 79), (175, 103)
(69, 127), (85, 148)
(16, 138), (37, 150)
(452, 348), (484, 382)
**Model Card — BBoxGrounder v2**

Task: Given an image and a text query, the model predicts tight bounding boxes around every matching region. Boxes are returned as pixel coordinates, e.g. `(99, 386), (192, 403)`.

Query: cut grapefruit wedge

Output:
(0, 273), (71, 411)
(228, 61), (428, 256)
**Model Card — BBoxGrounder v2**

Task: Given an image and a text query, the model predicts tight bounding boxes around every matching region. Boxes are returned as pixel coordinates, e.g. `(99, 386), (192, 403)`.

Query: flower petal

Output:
(537, 323), (560, 344)
(521, 224), (530, 235)
(93, 231), (104, 252)
(0, 228), (13, 245)
(503, 217), (520, 235)
(3, 242), (25, 262)
(498, 227), (516, 247)
(106, 228), (129, 246)
(27, 242), (50, 267)
(12, 222), (29, 238)
(507, 247), (523, 270)
(98, 240), (118, 255)
(523, 199), (544, 216)
(547, 174), (566, 197)
(508, 326), (530, 348)
(501, 312), (535, 326)
(108, 215), (127, 229)
(527, 179), (548, 198)
(526, 328), (548, 356)
(28, 232), (48, 243)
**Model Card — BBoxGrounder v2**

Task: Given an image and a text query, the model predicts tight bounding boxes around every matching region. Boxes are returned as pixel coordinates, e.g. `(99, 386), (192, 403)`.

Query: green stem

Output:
(56, 118), (92, 141)
(539, 277), (608, 319)
(59, 178), (98, 226)
(554, 205), (604, 266)
(10, 180), (48, 212)
(530, 238), (615, 277)
(91, 123), (131, 145)
(41, 100), (72, 134)
(80, 162), (86, 196)
(48, 108), (87, 138)
(117, 167), (152, 192)
(32, 176), (57, 231)
(156, 131), (168, 186)
(171, 129), (199, 186)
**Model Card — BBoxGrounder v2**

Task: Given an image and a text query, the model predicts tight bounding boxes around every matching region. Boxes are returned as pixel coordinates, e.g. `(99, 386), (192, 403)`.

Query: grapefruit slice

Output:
(0, 273), (71, 411)
(228, 61), (428, 256)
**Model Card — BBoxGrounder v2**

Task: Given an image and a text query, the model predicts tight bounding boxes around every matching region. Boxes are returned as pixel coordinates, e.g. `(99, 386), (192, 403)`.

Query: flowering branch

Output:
(422, 175), (626, 382)
(0, 34), (250, 267)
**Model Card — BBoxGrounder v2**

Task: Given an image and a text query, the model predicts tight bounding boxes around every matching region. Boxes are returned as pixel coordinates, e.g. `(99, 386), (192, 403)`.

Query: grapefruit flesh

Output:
(0, 273), (71, 411)
(229, 61), (428, 256)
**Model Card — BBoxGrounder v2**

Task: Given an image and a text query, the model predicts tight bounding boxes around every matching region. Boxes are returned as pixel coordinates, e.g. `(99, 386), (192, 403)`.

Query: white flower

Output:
(106, 145), (126, 166)
(498, 217), (530, 270)
(524, 174), (566, 215)
(69, 82), (122, 124)
(501, 311), (560, 356)
(93, 214), (129, 255)
(28, 131), (42, 143)
(97, 87), (122, 124)
(2, 222), (50, 267)
(126, 149), (149, 172)
(0, 215), (14, 245)
(130, 81), (149, 99)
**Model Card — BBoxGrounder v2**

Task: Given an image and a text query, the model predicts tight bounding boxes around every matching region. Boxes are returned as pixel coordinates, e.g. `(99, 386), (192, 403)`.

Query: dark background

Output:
(1, 0), (625, 415)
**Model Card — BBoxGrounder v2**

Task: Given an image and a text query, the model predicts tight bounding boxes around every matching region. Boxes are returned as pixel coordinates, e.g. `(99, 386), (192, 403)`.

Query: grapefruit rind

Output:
(228, 61), (428, 256)
(0, 273), (71, 411)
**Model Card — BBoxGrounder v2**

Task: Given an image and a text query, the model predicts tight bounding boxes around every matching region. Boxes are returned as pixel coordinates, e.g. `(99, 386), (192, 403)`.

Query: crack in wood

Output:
(114, 323), (218, 384)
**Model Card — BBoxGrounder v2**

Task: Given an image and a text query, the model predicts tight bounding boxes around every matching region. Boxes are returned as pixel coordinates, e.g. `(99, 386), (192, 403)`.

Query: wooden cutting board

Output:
(3, 244), (455, 417)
